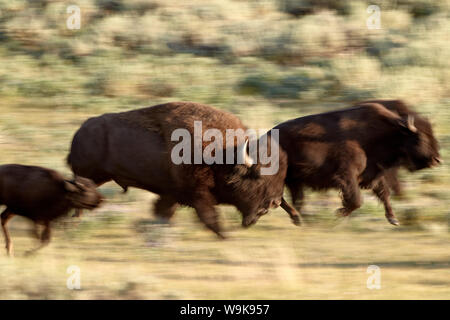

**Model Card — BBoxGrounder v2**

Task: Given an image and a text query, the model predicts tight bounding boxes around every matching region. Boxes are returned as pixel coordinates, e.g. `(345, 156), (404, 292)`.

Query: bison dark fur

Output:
(274, 102), (440, 225)
(68, 102), (293, 238)
(0, 164), (103, 256)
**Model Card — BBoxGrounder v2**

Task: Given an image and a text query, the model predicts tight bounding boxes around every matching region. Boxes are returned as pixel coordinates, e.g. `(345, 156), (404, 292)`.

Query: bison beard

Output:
(68, 102), (297, 238)
(275, 102), (440, 226)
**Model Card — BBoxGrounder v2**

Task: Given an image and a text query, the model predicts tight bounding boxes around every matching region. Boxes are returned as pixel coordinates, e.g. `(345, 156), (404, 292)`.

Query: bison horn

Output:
(407, 115), (417, 132)
(239, 139), (254, 167)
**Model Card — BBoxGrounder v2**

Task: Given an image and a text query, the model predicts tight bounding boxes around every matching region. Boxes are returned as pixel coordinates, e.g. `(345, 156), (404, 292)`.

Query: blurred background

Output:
(0, 0), (449, 299)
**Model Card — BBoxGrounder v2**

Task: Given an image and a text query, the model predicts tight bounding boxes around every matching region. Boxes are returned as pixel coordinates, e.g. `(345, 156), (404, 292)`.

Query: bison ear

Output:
(64, 180), (79, 193)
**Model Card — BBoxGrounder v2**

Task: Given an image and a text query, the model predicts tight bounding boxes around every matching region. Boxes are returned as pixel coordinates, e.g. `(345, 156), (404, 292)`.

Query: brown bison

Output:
(68, 102), (299, 238)
(0, 164), (103, 256)
(274, 102), (441, 226)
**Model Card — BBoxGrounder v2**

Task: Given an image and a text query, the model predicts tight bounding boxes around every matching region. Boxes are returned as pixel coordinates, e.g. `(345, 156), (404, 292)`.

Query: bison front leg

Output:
(193, 200), (225, 239)
(287, 181), (304, 213)
(384, 167), (403, 197)
(25, 222), (52, 256)
(336, 175), (362, 218)
(373, 178), (399, 226)
(1, 208), (15, 257)
(153, 195), (179, 223)
(280, 197), (302, 226)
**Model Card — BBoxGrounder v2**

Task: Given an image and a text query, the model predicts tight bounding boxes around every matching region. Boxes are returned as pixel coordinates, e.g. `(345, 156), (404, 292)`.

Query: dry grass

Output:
(0, 193), (448, 299)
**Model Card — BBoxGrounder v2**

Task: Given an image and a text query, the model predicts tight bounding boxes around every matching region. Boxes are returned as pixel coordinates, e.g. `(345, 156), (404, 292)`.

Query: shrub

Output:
(237, 66), (332, 100)
(279, 0), (353, 17)
(95, 0), (126, 14)
(17, 79), (66, 97)
(327, 54), (381, 95)
(260, 12), (347, 64)
(138, 79), (175, 98)
(397, 0), (448, 18)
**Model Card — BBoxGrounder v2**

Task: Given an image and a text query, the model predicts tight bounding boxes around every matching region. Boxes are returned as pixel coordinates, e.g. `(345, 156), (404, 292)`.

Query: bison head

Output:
(65, 176), (103, 209)
(241, 196), (283, 228)
(399, 115), (441, 171)
(221, 132), (287, 228)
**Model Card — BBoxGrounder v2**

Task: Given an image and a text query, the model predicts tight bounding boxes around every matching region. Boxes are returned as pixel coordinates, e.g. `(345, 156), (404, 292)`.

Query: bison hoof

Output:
(387, 217), (400, 226)
(335, 208), (349, 217)
(217, 232), (227, 240)
(24, 250), (36, 257)
(291, 216), (302, 226)
(6, 248), (14, 257)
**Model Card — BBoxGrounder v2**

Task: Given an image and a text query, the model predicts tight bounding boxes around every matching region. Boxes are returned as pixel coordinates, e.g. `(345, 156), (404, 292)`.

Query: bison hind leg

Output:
(153, 195), (179, 223)
(287, 181), (304, 212)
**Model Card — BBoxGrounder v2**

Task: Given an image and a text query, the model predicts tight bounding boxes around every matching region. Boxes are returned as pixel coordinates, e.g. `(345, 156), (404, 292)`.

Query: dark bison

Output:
(274, 102), (441, 226)
(68, 102), (299, 238)
(355, 99), (441, 196)
(0, 164), (103, 256)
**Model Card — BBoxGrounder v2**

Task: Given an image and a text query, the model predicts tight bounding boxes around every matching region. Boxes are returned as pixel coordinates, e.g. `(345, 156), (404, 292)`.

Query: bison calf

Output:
(0, 164), (103, 256)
